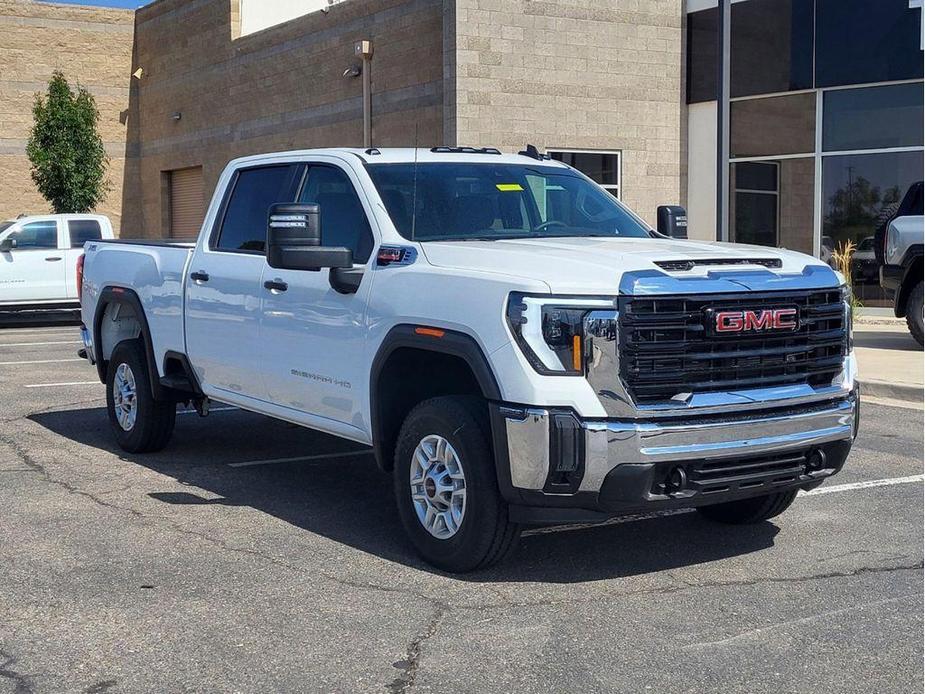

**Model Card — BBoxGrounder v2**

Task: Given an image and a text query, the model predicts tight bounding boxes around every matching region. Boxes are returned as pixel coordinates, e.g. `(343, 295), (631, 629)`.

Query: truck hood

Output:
(420, 236), (839, 294)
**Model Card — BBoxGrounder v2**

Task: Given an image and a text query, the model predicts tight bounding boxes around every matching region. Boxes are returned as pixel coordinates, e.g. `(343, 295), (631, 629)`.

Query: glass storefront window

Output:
(823, 82), (924, 152)
(731, 93), (815, 158)
(822, 150), (924, 306)
(549, 150), (621, 198)
(816, 0), (924, 88)
(687, 7), (717, 104)
(731, 0), (814, 98)
(731, 158), (815, 256)
(732, 162), (779, 247)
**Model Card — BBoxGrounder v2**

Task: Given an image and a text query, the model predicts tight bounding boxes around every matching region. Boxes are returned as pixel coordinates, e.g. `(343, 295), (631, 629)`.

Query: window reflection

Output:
(823, 83), (924, 152)
(822, 151), (924, 306)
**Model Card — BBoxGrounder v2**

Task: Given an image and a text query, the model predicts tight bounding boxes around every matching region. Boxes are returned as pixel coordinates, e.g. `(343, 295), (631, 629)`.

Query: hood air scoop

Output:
(654, 258), (783, 272)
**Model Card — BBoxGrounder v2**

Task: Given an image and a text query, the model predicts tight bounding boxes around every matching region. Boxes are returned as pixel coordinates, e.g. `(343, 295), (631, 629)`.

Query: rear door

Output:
(259, 160), (376, 434)
(0, 218), (67, 303)
(185, 163), (303, 402)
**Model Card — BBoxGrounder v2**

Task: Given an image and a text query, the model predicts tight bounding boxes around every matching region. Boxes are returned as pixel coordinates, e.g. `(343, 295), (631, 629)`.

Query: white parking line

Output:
(1, 341), (80, 347)
(801, 474), (924, 496)
(0, 329), (78, 336)
(0, 358), (84, 366)
(523, 475), (925, 537)
(228, 451), (374, 467)
(24, 381), (99, 388)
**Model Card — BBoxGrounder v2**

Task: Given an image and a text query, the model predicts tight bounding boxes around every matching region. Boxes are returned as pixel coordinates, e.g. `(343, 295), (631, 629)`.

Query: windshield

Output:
(366, 163), (652, 242)
(0, 222), (14, 237)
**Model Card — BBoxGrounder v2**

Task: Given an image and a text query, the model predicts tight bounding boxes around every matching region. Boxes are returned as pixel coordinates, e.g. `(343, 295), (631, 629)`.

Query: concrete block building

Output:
(0, 0), (921, 306)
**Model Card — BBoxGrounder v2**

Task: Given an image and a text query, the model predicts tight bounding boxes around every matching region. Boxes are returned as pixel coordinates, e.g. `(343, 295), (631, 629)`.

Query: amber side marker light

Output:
(415, 327), (445, 338)
(572, 334), (582, 371)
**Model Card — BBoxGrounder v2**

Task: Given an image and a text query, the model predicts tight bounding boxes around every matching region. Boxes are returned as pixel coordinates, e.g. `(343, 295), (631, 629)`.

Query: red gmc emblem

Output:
(711, 307), (799, 334)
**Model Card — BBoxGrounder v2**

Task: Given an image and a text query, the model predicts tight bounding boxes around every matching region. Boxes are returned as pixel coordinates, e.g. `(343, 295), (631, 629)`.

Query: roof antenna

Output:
(411, 123), (419, 242)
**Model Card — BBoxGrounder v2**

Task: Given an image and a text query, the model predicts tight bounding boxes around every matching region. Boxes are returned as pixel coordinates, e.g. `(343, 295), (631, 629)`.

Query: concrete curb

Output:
(859, 379), (923, 403)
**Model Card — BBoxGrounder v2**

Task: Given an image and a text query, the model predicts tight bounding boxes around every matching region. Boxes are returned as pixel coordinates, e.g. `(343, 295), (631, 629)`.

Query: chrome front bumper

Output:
(492, 393), (857, 520)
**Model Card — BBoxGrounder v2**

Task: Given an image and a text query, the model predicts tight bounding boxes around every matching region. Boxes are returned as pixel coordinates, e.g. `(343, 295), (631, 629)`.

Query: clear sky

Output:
(39, 0), (151, 8)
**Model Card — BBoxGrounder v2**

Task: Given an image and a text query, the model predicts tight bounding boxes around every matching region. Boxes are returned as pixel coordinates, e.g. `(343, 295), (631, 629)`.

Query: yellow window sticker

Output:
(496, 183), (523, 192)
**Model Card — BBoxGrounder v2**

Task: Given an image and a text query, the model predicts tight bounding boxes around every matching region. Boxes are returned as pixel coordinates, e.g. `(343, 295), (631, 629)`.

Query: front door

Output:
(259, 161), (376, 438)
(0, 219), (66, 303)
(185, 163), (303, 402)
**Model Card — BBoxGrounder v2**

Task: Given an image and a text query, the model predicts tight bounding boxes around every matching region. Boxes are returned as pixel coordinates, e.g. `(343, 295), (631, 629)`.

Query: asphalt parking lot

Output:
(0, 322), (922, 694)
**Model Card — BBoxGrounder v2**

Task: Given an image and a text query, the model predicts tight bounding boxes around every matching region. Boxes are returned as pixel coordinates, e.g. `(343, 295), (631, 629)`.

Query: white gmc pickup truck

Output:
(1, 213), (113, 311)
(78, 147), (858, 571)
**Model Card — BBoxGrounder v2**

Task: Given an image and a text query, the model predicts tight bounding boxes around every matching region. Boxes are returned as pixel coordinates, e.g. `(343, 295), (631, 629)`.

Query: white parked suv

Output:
(0, 213), (114, 310)
(77, 147), (858, 571)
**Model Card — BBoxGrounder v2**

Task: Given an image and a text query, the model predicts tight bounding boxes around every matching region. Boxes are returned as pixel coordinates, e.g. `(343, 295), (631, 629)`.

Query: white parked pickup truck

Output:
(1, 213), (114, 310)
(78, 147), (858, 571)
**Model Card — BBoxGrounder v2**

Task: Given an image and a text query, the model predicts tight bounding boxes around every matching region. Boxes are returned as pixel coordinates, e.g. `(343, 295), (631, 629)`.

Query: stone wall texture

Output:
(449, 0), (686, 225)
(126, 0), (446, 236)
(0, 0), (134, 231)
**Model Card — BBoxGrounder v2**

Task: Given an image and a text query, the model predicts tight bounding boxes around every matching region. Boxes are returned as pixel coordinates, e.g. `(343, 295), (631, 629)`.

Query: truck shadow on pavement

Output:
(30, 406), (780, 583)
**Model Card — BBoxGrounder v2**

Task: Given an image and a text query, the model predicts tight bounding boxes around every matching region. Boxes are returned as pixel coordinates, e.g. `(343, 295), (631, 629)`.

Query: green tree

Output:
(26, 71), (109, 213)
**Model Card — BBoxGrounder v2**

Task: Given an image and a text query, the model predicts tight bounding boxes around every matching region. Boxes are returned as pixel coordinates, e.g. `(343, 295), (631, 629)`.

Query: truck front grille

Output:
(618, 289), (847, 405)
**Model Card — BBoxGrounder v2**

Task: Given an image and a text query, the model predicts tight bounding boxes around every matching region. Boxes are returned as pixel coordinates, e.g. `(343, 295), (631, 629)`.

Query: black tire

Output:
(105, 338), (176, 453)
(696, 489), (798, 525)
(393, 396), (520, 572)
(906, 281), (923, 348)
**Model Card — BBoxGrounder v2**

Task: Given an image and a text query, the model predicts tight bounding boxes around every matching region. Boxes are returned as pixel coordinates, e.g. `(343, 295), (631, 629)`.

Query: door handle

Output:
(45, 256), (62, 262)
(190, 271), (210, 282)
(263, 279), (288, 292)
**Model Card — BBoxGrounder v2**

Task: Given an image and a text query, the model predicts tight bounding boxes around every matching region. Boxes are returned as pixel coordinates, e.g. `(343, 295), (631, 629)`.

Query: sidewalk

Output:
(854, 317), (923, 403)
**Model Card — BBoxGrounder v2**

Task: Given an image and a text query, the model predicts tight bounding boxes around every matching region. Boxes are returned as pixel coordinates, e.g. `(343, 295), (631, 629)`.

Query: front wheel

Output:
(106, 339), (176, 453)
(906, 280), (923, 348)
(696, 489), (798, 524)
(393, 396), (520, 572)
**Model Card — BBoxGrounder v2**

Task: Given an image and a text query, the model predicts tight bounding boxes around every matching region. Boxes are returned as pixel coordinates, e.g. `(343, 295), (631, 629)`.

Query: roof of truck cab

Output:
(226, 147), (572, 168)
(1, 213), (110, 224)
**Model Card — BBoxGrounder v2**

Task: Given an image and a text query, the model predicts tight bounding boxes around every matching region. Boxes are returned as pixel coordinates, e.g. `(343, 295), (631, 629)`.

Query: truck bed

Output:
(82, 238), (195, 377)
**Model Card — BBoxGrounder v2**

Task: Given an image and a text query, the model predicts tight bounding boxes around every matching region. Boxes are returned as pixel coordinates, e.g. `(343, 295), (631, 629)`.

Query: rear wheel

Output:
(393, 396), (520, 572)
(696, 489), (798, 524)
(106, 339), (176, 453)
(906, 280), (923, 348)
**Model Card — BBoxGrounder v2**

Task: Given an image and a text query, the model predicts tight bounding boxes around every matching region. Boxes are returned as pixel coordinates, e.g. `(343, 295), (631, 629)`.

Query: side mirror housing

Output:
(657, 205), (688, 239)
(266, 203), (352, 271)
(0, 237), (16, 252)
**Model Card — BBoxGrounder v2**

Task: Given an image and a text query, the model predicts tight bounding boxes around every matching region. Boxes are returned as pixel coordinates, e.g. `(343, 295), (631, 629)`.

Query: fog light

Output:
(666, 466), (687, 493)
(806, 449), (827, 471)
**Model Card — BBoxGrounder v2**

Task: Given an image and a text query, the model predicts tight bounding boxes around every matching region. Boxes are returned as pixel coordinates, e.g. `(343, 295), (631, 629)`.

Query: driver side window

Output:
(299, 165), (374, 264)
(9, 221), (58, 249)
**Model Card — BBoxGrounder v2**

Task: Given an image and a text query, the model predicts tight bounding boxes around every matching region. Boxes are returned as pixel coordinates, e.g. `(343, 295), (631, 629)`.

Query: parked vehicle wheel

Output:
(906, 280), (923, 348)
(106, 339), (176, 453)
(696, 489), (798, 525)
(393, 396), (520, 572)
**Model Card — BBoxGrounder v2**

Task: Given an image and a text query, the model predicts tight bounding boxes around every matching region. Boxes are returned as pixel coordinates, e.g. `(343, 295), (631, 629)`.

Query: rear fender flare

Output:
(92, 287), (166, 400)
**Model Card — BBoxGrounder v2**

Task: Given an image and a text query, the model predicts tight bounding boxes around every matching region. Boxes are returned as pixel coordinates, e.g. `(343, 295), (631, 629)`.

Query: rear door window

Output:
(215, 165), (302, 252)
(68, 219), (102, 247)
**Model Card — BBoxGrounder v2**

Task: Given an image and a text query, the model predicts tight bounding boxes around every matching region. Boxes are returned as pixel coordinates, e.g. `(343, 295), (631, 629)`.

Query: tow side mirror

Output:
(266, 203), (352, 271)
(0, 237), (16, 252)
(657, 205), (688, 239)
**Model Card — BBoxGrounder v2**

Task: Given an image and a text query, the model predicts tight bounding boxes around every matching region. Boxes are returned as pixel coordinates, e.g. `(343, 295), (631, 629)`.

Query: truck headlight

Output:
(506, 293), (613, 375)
(841, 284), (854, 351)
(886, 224), (899, 261)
